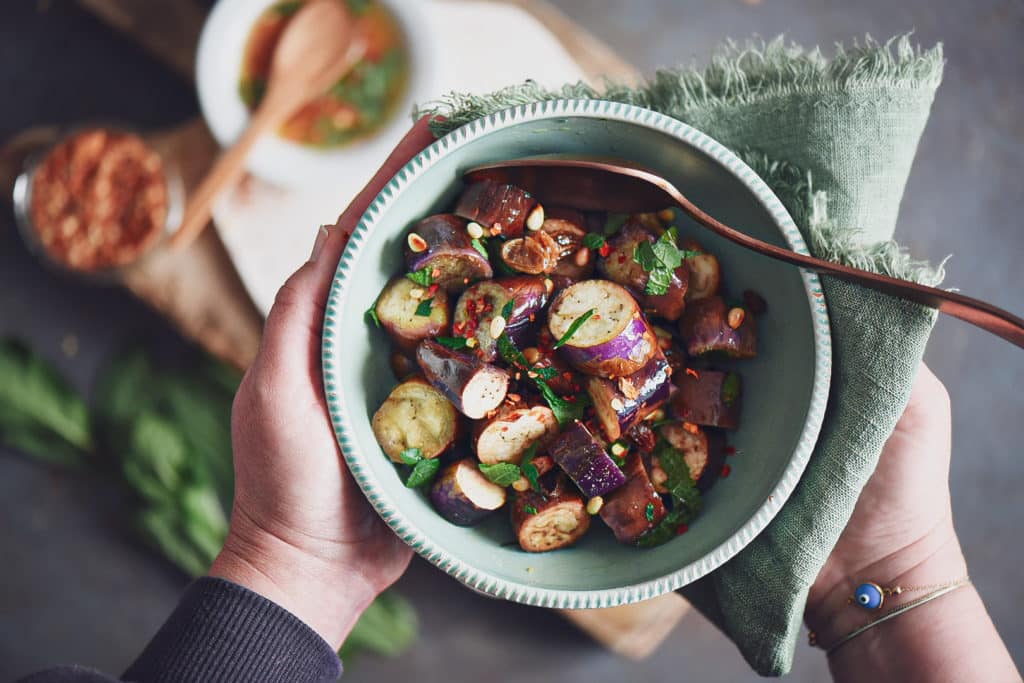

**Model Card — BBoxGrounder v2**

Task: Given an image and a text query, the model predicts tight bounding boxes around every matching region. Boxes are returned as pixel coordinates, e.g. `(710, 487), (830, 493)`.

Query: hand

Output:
(210, 119), (436, 648)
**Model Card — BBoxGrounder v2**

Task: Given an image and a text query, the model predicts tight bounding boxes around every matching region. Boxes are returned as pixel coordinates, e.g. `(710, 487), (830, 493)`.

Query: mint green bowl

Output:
(323, 100), (831, 609)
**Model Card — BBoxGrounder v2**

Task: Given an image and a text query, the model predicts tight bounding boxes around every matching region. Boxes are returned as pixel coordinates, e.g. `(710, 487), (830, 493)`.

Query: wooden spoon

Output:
(467, 157), (1024, 349)
(170, 0), (366, 250)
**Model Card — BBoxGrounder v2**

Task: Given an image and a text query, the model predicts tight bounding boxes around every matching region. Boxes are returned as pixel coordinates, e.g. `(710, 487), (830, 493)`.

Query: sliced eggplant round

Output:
(374, 276), (451, 352)
(454, 180), (537, 239)
(658, 423), (727, 491)
(597, 220), (689, 320)
(511, 478), (590, 552)
(371, 377), (458, 463)
(547, 421), (627, 498)
(453, 276), (549, 361)
(416, 340), (509, 420)
(678, 296), (757, 358)
(599, 452), (666, 544)
(548, 280), (658, 378)
(586, 352), (672, 442)
(404, 214), (493, 292)
(430, 458), (507, 526)
(681, 241), (721, 302)
(473, 398), (558, 465)
(670, 368), (742, 429)
(542, 208), (593, 279)
(499, 233), (558, 275)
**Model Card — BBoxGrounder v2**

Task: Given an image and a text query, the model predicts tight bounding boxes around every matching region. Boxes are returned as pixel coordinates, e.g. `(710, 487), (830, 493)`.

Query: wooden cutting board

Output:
(63, 0), (687, 660)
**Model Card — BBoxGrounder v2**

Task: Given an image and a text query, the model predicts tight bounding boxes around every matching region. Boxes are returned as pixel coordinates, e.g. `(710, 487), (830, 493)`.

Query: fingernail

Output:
(309, 226), (329, 262)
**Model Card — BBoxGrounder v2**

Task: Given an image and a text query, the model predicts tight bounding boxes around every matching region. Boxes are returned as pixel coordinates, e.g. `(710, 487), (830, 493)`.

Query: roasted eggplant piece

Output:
(548, 280), (658, 378)
(597, 221), (689, 321)
(454, 180), (540, 239)
(678, 296), (757, 358)
(625, 420), (657, 454)
(681, 240), (721, 302)
(511, 475), (590, 552)
(656, 424), (727, 492)
(453, 276), (549, 361)
(670, 369), (742, 429)
(389, 351), (418, 381)
(374, 276), (451, 353)
(404, 214), (493, 291)
(430, 459), (507, 526)
(473, 397), (558, 465)
(521, 346), (579, 396)
(599, 453), (666, 544)
(416, 340), (509, 420)
(542, 208), (594, 279)
(586, 352), (672, 442)
(499, 231), (559, 275)
(372, 377), (458, 462)
(547, 421), (627, 498)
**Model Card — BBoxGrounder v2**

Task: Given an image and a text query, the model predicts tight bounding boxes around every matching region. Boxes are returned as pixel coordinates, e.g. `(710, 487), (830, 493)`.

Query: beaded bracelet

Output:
(809, 576), (971, 654)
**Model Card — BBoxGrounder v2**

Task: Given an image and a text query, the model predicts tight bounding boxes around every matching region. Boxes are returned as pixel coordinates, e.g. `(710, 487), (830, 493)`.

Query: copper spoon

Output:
(170, 0), (366, 251)
(466, 157), (1024, 349)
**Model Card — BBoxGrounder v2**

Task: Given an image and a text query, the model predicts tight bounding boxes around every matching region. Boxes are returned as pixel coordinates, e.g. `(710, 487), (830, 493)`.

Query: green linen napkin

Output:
(421, 35), (947, 675)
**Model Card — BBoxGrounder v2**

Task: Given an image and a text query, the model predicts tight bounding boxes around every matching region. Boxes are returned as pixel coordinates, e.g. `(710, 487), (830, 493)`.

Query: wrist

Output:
(210, 513), (378, 649)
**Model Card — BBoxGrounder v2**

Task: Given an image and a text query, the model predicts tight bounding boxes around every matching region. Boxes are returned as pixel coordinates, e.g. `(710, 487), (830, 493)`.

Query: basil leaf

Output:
(553, 308), (595, 349)
(471, 238), (489, 259)
(478, 462), (522, 487)
(399, 447), (423, 465)
(582, 233), (606, 250)
(406, 267), (433, 287)
(414, 298), (434, 317)
(435, 336), (469, 350)
(405, 458), (440, 488)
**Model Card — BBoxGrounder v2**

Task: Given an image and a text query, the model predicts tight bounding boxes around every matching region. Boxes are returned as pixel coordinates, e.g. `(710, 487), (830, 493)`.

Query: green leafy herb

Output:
(645, 502), (656, 522)
(582, 233), (606, 250)
(471, 237), (489, 259)
(398, 447), (423, 465)
(365, 303), (381, 328)
(414, 298), (434, 317)
(531, 365), (560, 381)
(633, 226), (682, 296)
(603, 213), (628, 235)
(553, 308), (595, 349)
(721, 372), (741, 407)
(273, 0), (304, 16)
(406, 267), (433, 287)
(525, 505), (539, 515)
(537, 381), (588, 425)
(435, 336), (469, 350)
(405, 458), (440, 488)
(680, 248), (704, 259)
(520, 443), (541, 493)
(478, 462), (522, 487)
(636, 442), (703, 548)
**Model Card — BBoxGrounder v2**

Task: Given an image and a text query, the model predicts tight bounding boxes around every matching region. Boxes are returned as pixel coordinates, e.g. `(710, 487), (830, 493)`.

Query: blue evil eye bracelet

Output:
(809, 576), (971, 653)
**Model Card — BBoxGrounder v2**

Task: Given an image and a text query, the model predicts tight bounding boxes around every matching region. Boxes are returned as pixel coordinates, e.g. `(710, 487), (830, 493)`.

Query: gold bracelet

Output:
(808, 577), (971, 654)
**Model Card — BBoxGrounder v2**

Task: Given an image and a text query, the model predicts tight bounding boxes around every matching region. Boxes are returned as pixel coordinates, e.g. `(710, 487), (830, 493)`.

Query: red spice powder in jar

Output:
(28, 129), (168, 271)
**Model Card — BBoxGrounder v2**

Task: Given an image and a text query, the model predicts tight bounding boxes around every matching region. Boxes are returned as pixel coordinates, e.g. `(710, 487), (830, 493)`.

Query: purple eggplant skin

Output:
(670, 369), (742, 429)
(374, 276), (452, 353)
(453, 276), (549, 361)
(454, 180), (537, 239)
(597, 221), (689, 321)
(548, 421), (627, 498)
(404, 214), (493, 292)
(678, 296), (757, 358)
(430, 459), (507, 526)
(599, 453), (667, 544)
(416, 340), (509, 420)
(559, 313), (658, 379)
(586, 352), (672, 442)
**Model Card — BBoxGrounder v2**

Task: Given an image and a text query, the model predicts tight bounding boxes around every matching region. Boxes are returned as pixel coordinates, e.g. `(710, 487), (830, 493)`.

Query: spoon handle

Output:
(671, 190), (1024, 348)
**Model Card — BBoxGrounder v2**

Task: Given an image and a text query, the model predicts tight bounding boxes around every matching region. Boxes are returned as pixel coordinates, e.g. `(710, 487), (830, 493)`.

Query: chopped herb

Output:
(364, 303), (381, 328)
(435, 336), (469, 350)
(520, 443), (541, 493)
(553, 309), (595, 349)
(582, 233), (606, 250)
(406, 267), (433, 287)
(531, 365), (560, 381)
(680, 248), (704, 259)
(721, 372), (741, 407)
(500, 300), (515, 320)
(636, 441), (703, 548)
(525, 505), (538, 515)
(405, 458), (440, 488)
(645, 502), (656, 522)
(537, 381), (588, 425)
(633, 227), (682, 296)
(478, 462), (522, 487)
(398, 447), (423, 465)
(603, 213), (628, 235)
(414, 298), (434, 317)
(471, 238), (489, 259)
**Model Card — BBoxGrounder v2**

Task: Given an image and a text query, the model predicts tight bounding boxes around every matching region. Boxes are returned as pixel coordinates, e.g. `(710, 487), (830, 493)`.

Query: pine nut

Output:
(574, 246), (591, 267)
(586, 496), (604, 515)
(512, 478), (531, 492)
(489, 316), (507, 339)
(467, 222), (484, 239)
(727, 307), (746, 329)
(526, 204), (545, 231)
(408, 287), (424, 300)
(407, 232), (428, 253)
(610, 442), (627, 457)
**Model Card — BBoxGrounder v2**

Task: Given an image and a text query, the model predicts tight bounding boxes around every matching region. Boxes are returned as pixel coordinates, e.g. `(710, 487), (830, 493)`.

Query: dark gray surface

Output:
(1, 1), (1020, 680)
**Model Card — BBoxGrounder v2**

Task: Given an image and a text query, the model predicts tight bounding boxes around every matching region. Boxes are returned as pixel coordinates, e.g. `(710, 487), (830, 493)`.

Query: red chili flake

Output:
(528, 313), (536, 322)
(431, 267), (442, 279)
(592, 314), (601, 321)
(685, 368), (700, 380)
(452, 322), (465, 335)
(617, 253), (627, 264)
(482, 302), (493, 313)
(565, 394), (577, 402)
(466, 299), (478, 314)
(427, 284), (439, 296)
(725, 445), (736, 456)
(463, 277), (470, 284)
(682, 422), (700, 435)
(501, 426), (509, 432)
(599, 243), (611, 258)
(675, 524), (689, 536)
(720, 464), (732, 478)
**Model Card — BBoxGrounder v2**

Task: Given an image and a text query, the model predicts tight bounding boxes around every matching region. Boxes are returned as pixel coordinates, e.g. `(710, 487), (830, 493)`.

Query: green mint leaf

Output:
(365, 303), (381, 328)
(603, 213), (628, 235)
(520, 444), (542, 493)
(644, 267), (672, 296)
(435, 336), (469, 350)
(406, 267), (433, 287)
(399, 447), (423, 465)
(635, 442), (704, 548)
(636, 506), (690, 548)
(532, 365), (560, 381)
(525, 505), (538, 515)
(633, 240), (658, 272)
(645, 502), (656, 522)
(553, 308), (595, 349)
(414, 298), (434, 317)
(582, 233), (606, 250)
(405, 458), (440, 488)
(538, 381), (588, 425)
(500, 299), (515, 320)
(471, 238), (489, 259)
(721, 372), (741, 407)
(651, 227), (682, 270)
(680, 248), (704, 259)
(478, 462), (522, 487)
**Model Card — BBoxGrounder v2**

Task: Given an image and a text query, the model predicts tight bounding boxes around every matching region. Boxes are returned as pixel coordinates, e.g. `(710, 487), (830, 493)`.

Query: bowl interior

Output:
(324, 103), (829, 607)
